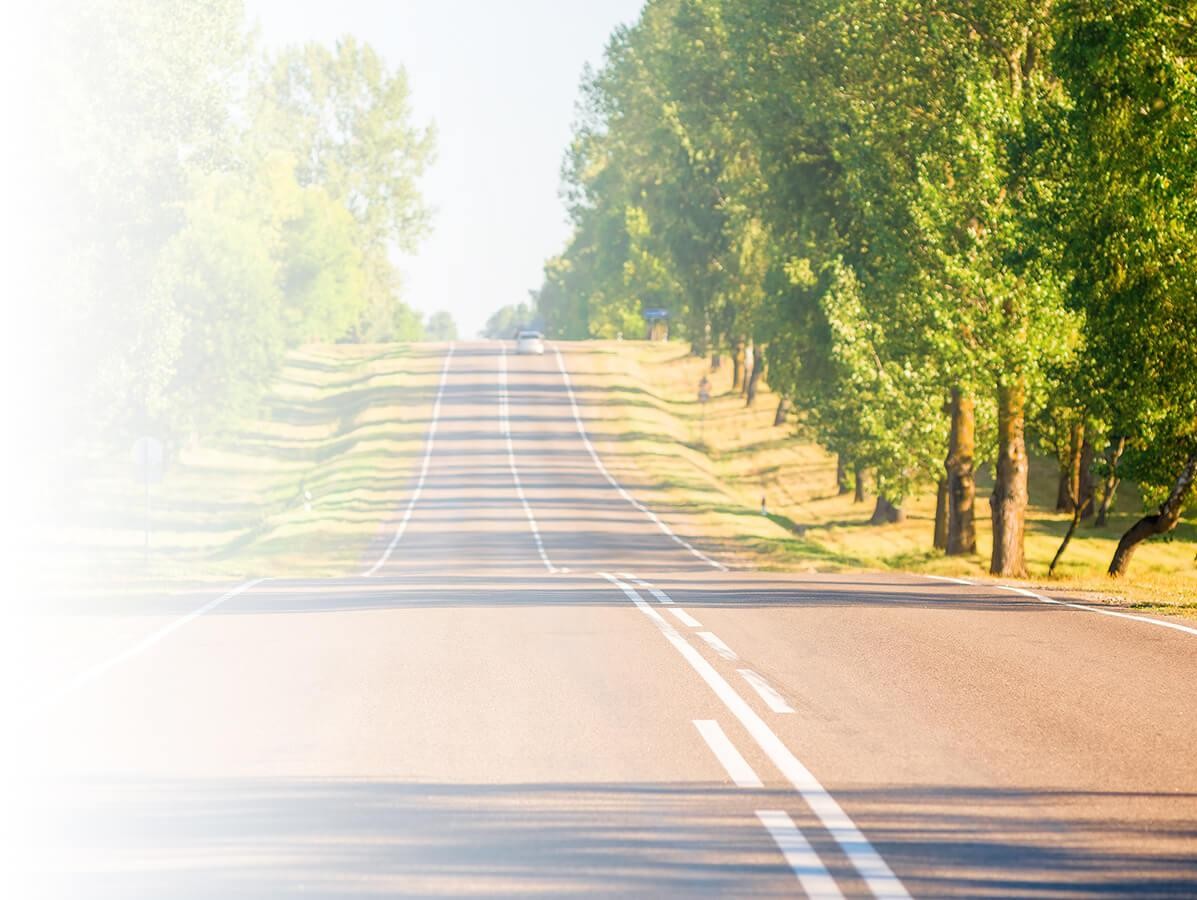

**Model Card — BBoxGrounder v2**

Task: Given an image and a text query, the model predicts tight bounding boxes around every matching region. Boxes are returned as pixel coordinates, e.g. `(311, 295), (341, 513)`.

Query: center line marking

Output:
(739, 669), (795, 714)
(363, 343), (455, 577)
(693, 719), (763, 788)
(602, 573), (908, 899)
(668, 607), (702, 628)
(619, 573), (674, 604)
(697, 631), (738, 660)
(757, 810), (846, 899)
(500, 348), (556, 573)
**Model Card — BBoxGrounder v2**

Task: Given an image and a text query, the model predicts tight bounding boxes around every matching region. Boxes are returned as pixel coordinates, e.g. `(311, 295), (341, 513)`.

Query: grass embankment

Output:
(578, 340), (1197, 617)
(57, 343), (443, 600)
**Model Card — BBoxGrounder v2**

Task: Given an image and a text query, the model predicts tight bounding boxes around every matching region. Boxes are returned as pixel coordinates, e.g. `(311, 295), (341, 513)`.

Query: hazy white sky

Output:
(245, 1), (645, 336)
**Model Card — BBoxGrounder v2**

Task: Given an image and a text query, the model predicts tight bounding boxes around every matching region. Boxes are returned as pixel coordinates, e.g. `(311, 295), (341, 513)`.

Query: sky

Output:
(245, 0), (646, 337)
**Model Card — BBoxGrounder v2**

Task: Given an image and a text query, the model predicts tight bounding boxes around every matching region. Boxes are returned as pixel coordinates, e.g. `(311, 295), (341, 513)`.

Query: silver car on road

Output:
(516, 330), (545, 355)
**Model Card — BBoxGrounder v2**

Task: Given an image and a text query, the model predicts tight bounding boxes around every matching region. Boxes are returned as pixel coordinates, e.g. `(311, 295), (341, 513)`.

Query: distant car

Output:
(516, 330), (545, 355)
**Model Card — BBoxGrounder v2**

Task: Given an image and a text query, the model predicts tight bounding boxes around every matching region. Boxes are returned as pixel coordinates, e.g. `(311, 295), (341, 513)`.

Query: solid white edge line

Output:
(553, 346), (729, 571)
(995, 584), (1197, 637)
(697, 631), (739, 661)
(601, 573), (908, 899)
(668, 607), (702, 628)
(739, 668), (795, 714)
(923, 574), (974, 586)
(363, 343), (455, 577)
(926, 574), (1197, 638)
(45, 576), (270, 706)
(693, 719), (763, 788)
(500, 347), (557, 573)
(757, 810), (847, 900)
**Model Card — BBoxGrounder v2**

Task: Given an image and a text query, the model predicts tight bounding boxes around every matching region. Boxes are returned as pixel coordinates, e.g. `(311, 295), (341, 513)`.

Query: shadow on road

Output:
(39, 778), (1197, 898)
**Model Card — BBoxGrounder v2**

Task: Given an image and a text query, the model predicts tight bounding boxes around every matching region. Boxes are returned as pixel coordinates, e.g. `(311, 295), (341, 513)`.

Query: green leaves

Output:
(1055, 0), (1197, 492)
(49, 0), (434, 448)
(541, 0), (1197, 555)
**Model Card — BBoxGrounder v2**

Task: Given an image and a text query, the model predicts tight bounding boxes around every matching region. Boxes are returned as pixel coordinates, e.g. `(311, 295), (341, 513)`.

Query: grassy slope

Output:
(579, 340), (1197, 616)
(57, 338), (1195, 617)
(58, 343), (444, 599)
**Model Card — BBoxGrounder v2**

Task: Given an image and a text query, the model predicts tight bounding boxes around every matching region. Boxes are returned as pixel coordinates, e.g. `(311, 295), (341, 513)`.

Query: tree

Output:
(156, 169), (285, 436)
(255, 37), (434, 341)
(268, 155), (367, 344)
(534, 255), (590, 339)
(1055, 0), (1197, 576)
(724, 0), (960, 520)
(834, 0), (1075, 576)
(44, 0), (249, 442)
(44, 0), (435, 450)
(482, 302), (537, 339)
(540, 0), (1194, 576)
(424, 311), (458, 342)
(552, 1), (750, 352)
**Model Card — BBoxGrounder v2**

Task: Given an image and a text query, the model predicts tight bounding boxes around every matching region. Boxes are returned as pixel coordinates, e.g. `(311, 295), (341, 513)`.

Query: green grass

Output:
(574, 339), (1197, 617)
(54, 343), (445, 601)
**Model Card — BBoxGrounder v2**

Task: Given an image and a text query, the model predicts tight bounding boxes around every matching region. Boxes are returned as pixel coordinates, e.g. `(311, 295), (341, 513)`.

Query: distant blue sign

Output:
(643, 308), (669, 320)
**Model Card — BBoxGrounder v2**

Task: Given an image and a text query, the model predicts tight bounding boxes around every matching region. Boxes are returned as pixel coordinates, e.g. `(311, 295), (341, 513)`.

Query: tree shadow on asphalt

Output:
(50, 569), (1113, 618)
(42, 777), (1197, 898)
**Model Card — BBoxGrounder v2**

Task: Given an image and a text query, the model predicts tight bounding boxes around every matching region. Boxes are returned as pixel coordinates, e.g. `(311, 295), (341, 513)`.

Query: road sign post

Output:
(131, 436), (165, 565)
(698, 377), (711, 443)
(642, 308), (670, 341)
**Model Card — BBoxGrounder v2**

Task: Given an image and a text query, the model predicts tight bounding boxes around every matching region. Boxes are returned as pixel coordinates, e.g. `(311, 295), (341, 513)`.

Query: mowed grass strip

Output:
(58, 343), (445, 600)
(570, 340), (1197, 617)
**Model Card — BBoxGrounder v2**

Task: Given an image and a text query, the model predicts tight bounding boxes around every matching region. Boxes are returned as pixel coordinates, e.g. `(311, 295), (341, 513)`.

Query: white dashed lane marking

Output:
(693, 719), (763, 788)
(738, 668), (795, 714)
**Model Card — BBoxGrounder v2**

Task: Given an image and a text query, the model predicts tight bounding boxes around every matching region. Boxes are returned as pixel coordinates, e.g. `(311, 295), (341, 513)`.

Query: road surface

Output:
(27, 342), (1197, 897)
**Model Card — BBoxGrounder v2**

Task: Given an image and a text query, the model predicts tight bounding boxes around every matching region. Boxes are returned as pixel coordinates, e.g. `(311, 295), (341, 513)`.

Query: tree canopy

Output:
(534, 0), (1197, 577)
(45, 0), (434, 446)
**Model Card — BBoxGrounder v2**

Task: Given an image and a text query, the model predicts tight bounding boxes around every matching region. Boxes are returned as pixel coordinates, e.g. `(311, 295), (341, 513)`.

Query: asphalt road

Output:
(27, 342), (1197, 898)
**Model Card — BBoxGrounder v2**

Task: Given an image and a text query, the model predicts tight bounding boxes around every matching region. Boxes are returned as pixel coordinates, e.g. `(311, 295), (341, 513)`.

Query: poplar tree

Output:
(1055, 0), (1197, 576)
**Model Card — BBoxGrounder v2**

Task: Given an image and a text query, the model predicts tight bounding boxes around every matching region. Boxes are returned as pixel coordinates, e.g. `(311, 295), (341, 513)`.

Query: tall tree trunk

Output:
(945, 388), (977, 555)
(990, 379), (1029, 577)
(933, 478), (949, 550)
(1049, 493), (1092, 576)
(773, 397), (789, 427)
(745, 344), (766, 406)
(1095, 479), (1119, 528)
(1094, 436), (1126, 528)
(689, 312), (708, 356)
(1049, 435), (1095, 575)
(836, 454), (851, 494)
(853, 461), (865, 503)
(731, 338), (745, 392)
(869, 495), (905, 524)
(1108, 450), (1197, 577)
(1055, 470), (1072, 512)
(740, 343), (753, 397)
(710, 352), (722, 372)
(1078, 439), (1095, 518)
(1057, 422), (1085, 512)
